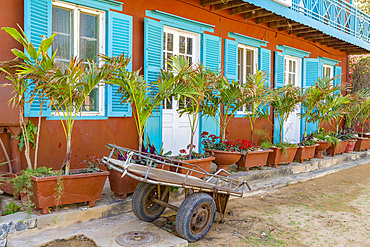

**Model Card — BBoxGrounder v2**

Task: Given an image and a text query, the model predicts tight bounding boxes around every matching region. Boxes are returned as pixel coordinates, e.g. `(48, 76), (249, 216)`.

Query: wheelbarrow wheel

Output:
(176, 192), (216, 242)
(132, 182), (169, 222)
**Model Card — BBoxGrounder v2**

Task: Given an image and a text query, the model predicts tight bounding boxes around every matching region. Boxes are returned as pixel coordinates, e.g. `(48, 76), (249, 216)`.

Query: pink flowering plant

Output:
(201, 131), (259, 154)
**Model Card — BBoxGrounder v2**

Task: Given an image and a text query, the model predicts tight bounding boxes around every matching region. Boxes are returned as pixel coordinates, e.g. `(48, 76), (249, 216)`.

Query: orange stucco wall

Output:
(0, 0), (349, 170)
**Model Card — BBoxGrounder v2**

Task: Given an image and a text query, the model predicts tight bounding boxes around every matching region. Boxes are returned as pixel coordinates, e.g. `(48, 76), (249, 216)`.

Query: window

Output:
(237, 44), (258, 113)
(52, 1), (105, 115)
(163, 27), (200, 109)
(284, 56), (301, 87)
(323, 64), (333, 79)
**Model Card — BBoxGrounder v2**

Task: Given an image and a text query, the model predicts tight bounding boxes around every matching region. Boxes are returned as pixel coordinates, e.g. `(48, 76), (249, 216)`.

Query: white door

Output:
(283, 56), (301, 143)
(163, 98), (199, 155)
(162, 27), (200, 155)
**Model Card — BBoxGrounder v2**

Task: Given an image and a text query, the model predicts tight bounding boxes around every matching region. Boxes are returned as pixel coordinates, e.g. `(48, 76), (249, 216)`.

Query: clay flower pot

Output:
(345, 140), (357, 153)
(294, 144), (319, 163)
(204, 149), (242, 175)
(0, 172), (17, 195)
(236, 149), (273, 171)
(179, 156), (215, 178)
(314, 141), (331, 159)
(108, 169), (140, 199)
(266, 146), (298, 168)
(30, 169), (109, 214)
(354, 137), (370, 151)
(326, 140), (348, 157)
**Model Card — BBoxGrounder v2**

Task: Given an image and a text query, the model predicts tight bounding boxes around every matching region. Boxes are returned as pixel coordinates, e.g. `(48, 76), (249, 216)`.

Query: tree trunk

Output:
(34, 101), (44, 169)
(20, 109), (32, 169)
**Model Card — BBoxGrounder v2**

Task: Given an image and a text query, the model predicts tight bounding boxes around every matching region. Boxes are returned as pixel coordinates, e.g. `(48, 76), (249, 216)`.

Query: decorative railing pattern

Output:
(291, 0), (370, 43)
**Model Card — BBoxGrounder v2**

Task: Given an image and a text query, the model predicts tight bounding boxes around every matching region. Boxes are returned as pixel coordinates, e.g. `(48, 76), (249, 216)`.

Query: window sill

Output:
(46, 116), (109, 120)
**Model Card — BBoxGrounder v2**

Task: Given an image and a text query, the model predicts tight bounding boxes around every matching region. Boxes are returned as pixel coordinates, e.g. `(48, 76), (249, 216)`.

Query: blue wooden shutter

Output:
(199, 34), (221, 148)
(274, 51), (285, 144)
(106, 11), (133, 117)
(302, 58), (322, 136)
(259, 47), (271, 117)
(144, 18), (164, 149)
(224, 39), (238, 82)
(259, 48), (271, 87)
(334, 66), (342, 93)
(24, 0), (52, 117)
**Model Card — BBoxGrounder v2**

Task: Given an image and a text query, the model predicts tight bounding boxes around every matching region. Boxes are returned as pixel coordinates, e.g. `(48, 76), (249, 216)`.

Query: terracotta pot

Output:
(236, 149), (273, 171)
(108, 168), (140, 199)
(345, 140), (357, 153)
(326, 140), (348, 157)
(30, 169), (109, 214)
(180, 156), (215, 178)
(266, 146), (298, 168)
(314, 141), (331, 159)
(204, 149), (242, 175)
(0, 172), (17, 195)
(294, 144), (319, 163)
(354, 137), (370, 151)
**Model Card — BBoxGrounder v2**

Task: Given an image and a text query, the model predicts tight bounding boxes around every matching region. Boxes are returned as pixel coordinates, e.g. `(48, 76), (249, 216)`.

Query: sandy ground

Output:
(188, 162), (370, 247)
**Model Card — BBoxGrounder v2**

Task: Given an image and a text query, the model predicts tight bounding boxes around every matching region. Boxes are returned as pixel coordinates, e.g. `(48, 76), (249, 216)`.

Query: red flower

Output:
(179, 149), (187, 154)
(201, 131), (209, 138)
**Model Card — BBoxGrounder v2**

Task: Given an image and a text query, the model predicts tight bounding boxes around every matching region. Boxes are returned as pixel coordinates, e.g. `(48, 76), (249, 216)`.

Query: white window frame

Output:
(284, 55), (301, 87)
(163, 26), (200, 110)
(52, 1), (106, 116)
(323, 64), (334, 79)
(237, 44), (258, 114)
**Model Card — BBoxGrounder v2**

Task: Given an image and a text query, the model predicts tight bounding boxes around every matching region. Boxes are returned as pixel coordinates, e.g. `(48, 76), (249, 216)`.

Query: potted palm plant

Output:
(235, 71), (273, 170)
(3, 27), (119, 214)
(167, 57), (217, 173)
(264, 84), (300, 168)
(306, 77), (343, 158)
(0, 26), (57, 195)
(104, 55), (198, 193)
(322, 91), (351, 156)
(202, 74), (246, 173)
(354, 94), (370, 151)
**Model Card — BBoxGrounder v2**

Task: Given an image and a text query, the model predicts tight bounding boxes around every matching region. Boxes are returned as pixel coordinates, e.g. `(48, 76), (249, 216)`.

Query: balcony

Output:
(201, 0), (370, 54)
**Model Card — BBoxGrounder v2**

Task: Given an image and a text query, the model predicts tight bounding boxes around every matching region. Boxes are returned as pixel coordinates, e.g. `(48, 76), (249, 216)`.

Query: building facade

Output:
(0, 0), (369, 171)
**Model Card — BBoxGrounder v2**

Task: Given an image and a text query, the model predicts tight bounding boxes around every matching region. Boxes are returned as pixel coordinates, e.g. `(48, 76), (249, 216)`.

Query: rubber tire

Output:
(176, 193), (216, 242)
(132, 182), (169, 222)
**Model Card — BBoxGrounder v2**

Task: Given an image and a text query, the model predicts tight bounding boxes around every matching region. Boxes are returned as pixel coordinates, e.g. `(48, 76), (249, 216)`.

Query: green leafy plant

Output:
(2, 201), (20, 216)
(203, 75), (245, 142)
(174, 57), (216, 156)
(260, 139), (297, 155)
(47, 58), (119, 175)
(104, 55), (194, 153)
(17, 119), (37, 151)
(80, 156), (101, 173)
(313, 129), (340, 146)
(271, 84), (302, 144)
(1, 26), (56, 170)
(12, 167), (62, 213)
(242, 71), (272, 143)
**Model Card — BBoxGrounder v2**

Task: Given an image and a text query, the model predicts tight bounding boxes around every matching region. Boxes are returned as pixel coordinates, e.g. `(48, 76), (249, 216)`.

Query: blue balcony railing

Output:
(291, 0), (370, 43)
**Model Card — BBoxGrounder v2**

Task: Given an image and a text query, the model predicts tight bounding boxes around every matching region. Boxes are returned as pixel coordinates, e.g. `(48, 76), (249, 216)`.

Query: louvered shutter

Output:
(106, 11), (133, 117)
(334, 66), (342, 94)
(224, 39), (238, 82)
(274, 51), (285, 144)
(199, 34), (221, 148)
(259, 48), (271, 87)
(302, 58), (322, 136)
(24, 0), (52, 117)
(259, 47), (271, 116)
(144, 18), (164, 149)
